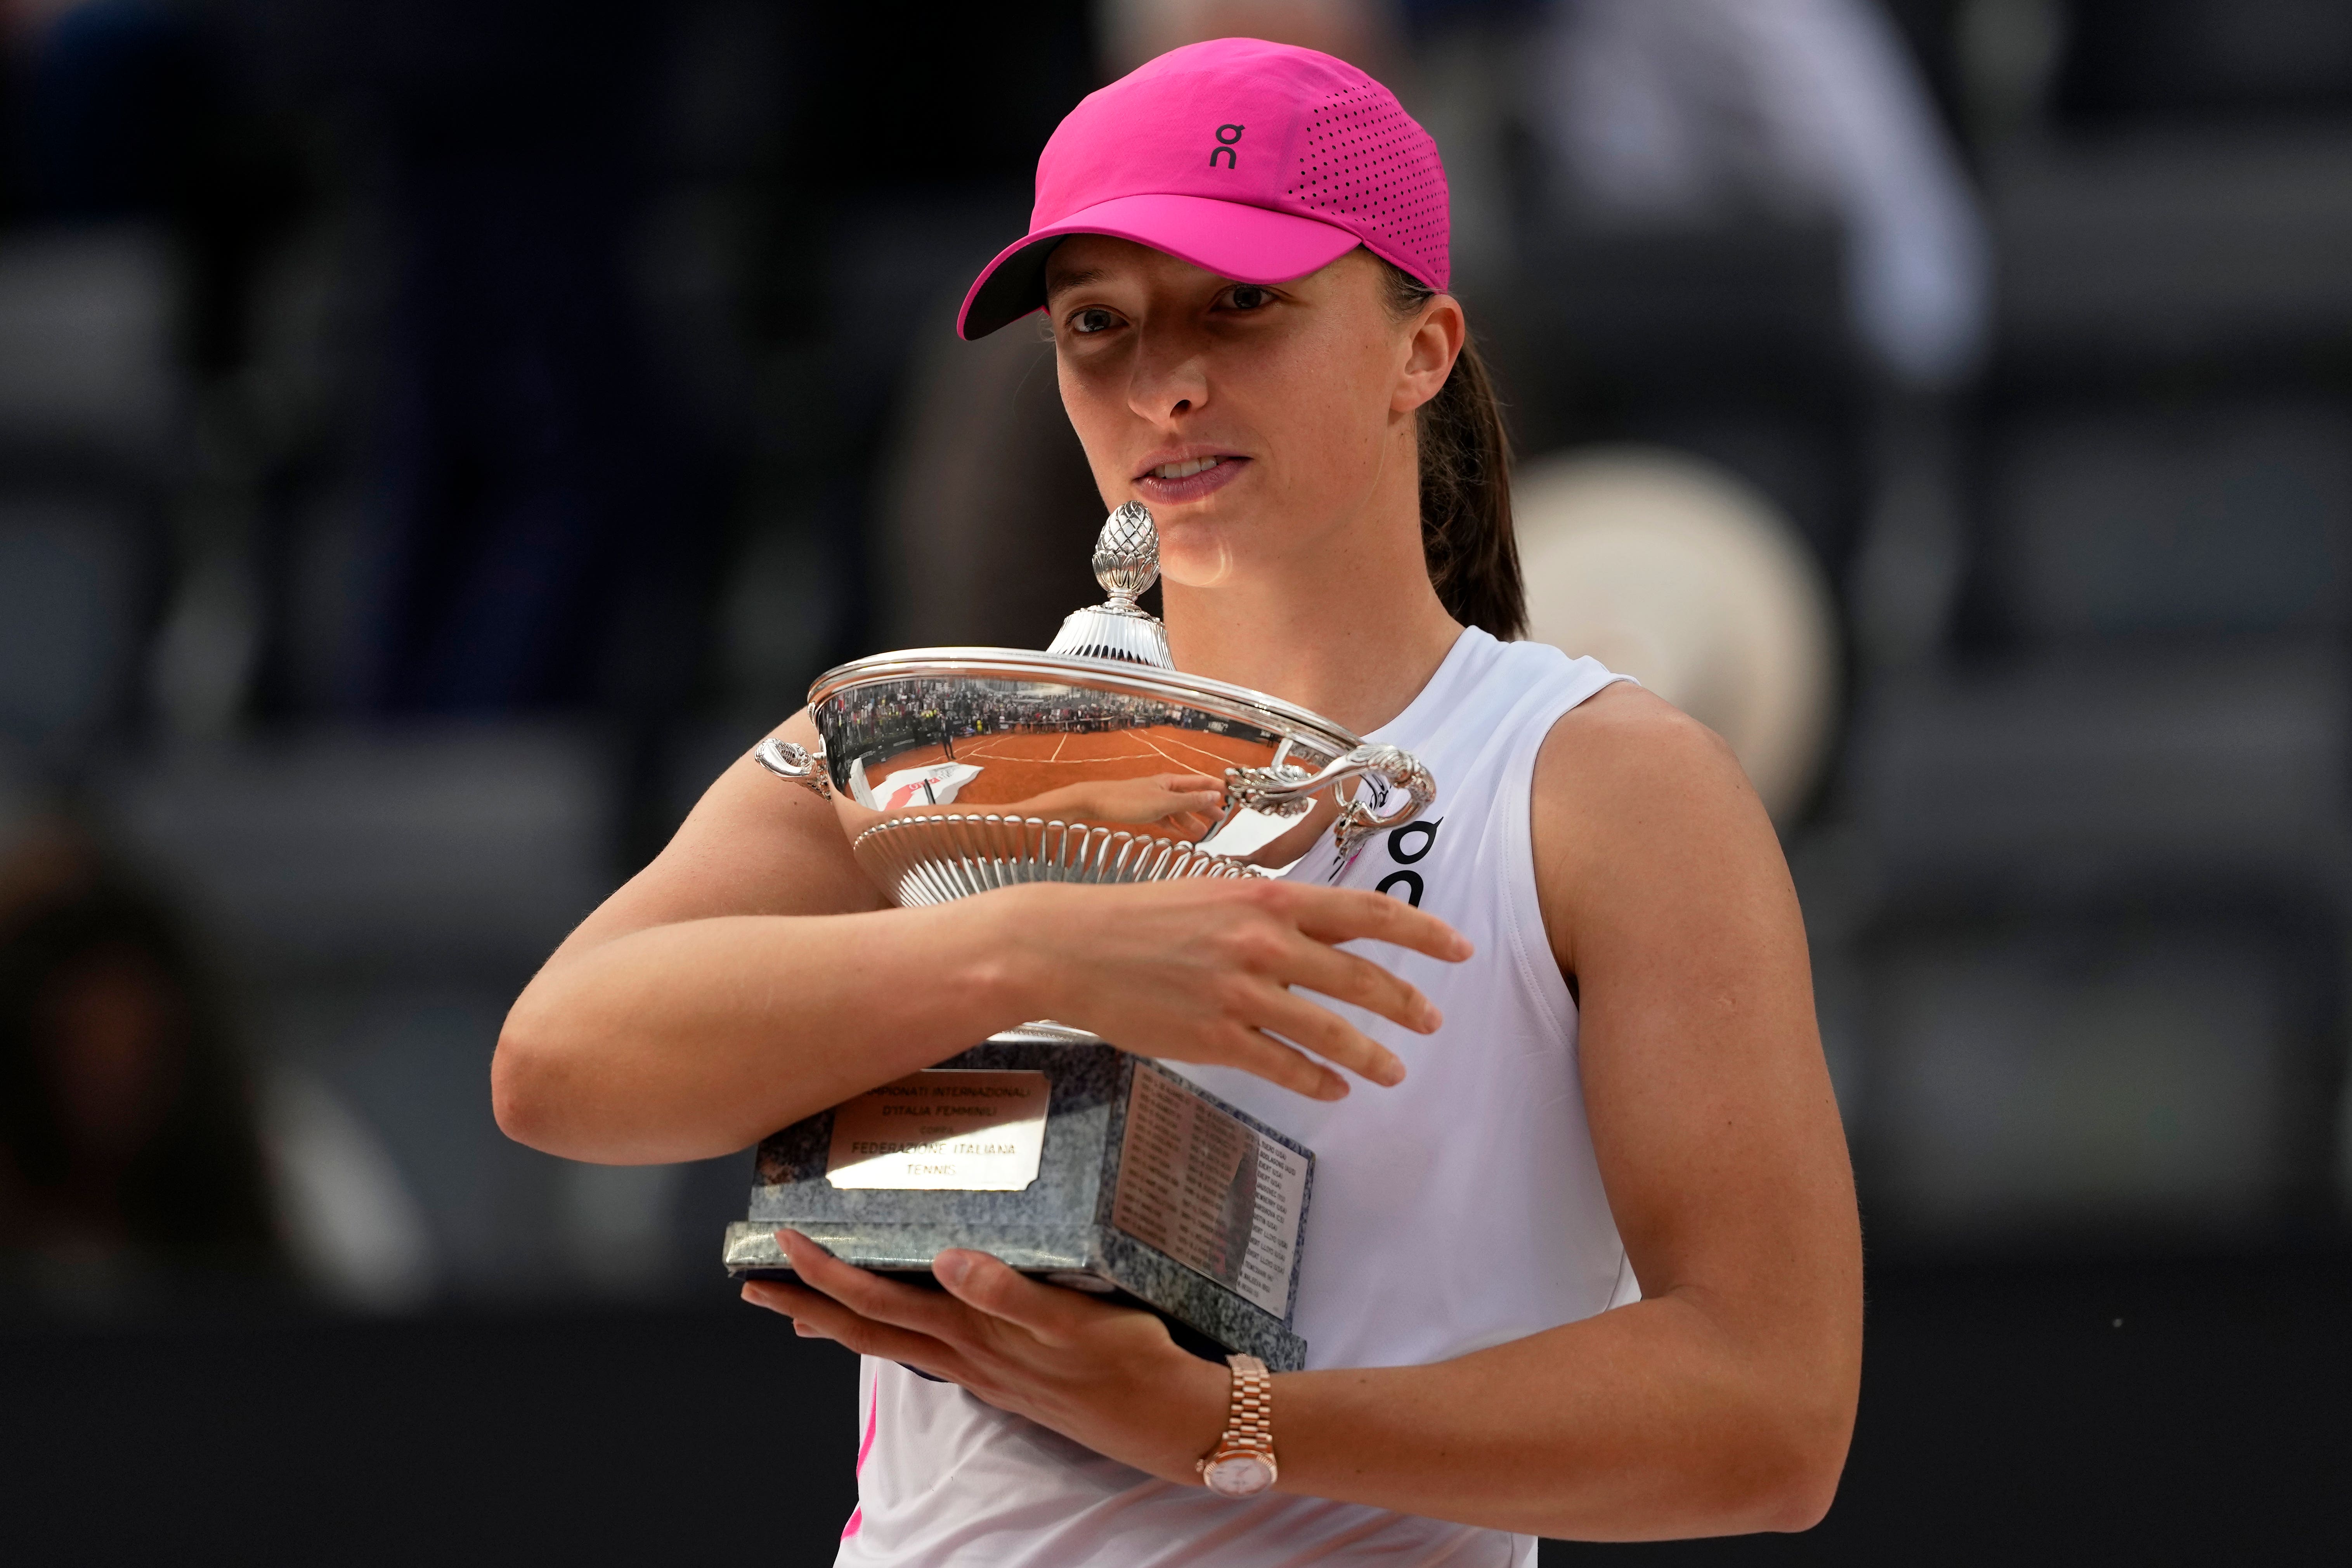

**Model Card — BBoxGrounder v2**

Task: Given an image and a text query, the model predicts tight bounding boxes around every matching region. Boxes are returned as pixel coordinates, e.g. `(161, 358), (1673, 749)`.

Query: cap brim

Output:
(956, 194), (1361, 340)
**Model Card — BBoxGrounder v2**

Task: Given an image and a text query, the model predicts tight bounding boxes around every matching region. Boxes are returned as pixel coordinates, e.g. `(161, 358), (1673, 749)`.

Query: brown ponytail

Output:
(1381, 262), (1525, 640)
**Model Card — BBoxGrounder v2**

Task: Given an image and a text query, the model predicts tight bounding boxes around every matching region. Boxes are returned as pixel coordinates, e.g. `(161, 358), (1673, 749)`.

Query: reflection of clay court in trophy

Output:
(721, 503), (1436, 1369)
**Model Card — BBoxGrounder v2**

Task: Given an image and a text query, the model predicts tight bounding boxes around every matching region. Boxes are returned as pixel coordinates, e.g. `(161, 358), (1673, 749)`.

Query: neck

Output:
(1160, 441), (1463, 735)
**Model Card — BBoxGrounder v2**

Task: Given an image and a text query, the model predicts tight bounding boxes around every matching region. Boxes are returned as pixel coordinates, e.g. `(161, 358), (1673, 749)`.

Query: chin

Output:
(1156, 528), (1236, 589)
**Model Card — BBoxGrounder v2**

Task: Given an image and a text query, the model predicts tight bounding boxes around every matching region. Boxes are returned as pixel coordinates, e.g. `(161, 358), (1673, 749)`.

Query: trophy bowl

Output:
(719, 504), (1437, 1370)
(760, 645), (1435, 904)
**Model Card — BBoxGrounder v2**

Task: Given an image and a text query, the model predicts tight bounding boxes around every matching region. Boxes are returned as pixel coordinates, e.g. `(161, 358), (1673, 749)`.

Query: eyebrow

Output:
(1043, 266), (1109, 301)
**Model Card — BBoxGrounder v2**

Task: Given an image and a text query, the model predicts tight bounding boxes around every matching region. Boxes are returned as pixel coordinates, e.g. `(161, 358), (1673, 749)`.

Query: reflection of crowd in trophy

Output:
(819, 679), (1244, 762)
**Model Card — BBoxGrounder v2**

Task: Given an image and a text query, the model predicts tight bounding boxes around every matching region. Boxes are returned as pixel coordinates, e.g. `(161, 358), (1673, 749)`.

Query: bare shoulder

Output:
(1536, 681), (1757, 819)
(1529, 682), (1792, 978)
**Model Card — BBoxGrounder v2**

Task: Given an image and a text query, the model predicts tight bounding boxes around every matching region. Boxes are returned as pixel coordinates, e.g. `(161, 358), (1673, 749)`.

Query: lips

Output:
(1134, 454), (1249, 506)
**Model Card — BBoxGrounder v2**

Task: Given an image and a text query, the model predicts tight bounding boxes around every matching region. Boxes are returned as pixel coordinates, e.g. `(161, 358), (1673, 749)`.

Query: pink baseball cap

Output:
(957, 38), (1450, 340)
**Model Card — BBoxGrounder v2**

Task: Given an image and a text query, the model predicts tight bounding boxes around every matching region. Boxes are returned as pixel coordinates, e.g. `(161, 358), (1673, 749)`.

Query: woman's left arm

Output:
(750, 684), (1862, 1540)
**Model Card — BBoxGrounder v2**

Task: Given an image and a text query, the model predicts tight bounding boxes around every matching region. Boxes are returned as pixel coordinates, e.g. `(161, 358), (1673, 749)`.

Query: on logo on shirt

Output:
(1374, 818), (1440, 907)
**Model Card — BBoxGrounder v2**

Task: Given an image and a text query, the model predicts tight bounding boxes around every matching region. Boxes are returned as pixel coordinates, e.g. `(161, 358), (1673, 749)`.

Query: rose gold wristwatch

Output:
(1197, 1353), (1278, 1498)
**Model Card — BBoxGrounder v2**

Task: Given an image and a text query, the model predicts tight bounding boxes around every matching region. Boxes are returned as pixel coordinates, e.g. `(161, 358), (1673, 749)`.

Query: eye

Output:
(1068, 306), (1119, 335)
(1222, 284), (1273, 312)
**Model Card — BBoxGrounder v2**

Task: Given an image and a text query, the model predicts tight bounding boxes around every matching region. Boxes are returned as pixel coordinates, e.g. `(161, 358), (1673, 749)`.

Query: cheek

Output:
(1278, 319), (1394, 433)
(1057, 359), (1127, 495)
(1250, 354), (1390, 498)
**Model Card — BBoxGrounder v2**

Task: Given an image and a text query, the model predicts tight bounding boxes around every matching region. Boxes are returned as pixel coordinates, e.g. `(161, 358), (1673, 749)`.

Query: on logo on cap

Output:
(1210, 123), (1244, 169)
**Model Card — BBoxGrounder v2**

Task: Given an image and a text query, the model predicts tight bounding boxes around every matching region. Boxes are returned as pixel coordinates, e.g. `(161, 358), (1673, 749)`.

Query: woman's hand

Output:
(745, 1232), (1229, 1485)
(993, 878), (1472, 1100)
(1019, 771), (1226, 838)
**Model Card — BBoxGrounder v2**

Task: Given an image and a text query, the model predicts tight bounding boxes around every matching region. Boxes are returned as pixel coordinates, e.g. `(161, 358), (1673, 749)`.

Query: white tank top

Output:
(837, 630), (1637, 1567)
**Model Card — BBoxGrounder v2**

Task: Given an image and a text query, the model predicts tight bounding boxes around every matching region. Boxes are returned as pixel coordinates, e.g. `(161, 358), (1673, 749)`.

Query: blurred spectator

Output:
(0, 820), (282, 1307)
(1535, 0), (1990, 389)
(1515, 445), (1839, 824)
(0, 819), (436, 1314)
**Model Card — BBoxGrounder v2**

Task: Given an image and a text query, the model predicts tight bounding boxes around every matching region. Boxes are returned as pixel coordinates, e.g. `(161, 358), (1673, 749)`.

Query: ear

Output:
(1393, 293), (1466, 417)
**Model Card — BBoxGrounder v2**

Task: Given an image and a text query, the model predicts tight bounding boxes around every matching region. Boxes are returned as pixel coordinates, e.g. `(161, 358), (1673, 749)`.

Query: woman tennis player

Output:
(494, 38), (1860, 1565)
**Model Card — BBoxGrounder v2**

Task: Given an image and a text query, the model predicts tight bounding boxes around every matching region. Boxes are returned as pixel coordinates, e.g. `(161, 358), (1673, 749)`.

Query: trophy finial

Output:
(1048, 502), (1173, 666)
(1094, 501), (1160, 603)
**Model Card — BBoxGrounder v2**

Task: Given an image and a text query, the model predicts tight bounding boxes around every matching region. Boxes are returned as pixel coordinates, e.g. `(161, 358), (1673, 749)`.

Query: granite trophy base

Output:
(722, 1041), (1314, 1370)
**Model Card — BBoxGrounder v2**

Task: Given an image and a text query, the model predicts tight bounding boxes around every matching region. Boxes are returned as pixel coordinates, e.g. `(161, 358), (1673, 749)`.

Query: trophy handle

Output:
(1223, 743), (1435, 874)
(755, 737), (833, 800)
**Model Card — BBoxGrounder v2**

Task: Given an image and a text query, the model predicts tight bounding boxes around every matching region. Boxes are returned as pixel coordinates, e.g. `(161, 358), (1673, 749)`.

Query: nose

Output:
(1125, 328), (1209, 423)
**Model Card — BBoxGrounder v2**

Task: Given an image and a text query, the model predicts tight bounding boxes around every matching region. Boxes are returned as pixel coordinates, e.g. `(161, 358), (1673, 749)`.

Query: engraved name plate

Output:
(825, 1069), (1050, 1190)
(1112, 1066), (1310, 1318)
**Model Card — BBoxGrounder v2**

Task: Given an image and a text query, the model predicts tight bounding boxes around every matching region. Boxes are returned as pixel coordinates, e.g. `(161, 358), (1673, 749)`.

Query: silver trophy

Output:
(721, 502), (1436, 1369)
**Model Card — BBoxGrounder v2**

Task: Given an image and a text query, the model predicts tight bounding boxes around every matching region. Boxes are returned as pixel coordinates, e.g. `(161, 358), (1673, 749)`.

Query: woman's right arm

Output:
(494, 713), (1468, 1166)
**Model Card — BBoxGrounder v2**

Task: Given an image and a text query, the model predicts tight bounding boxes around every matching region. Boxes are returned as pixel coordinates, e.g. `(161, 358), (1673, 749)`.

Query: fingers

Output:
(1282, 884), (1473, 963)
(750, 1239), (1142, 1370)
(1146, 775), (1224, 818)
(1280, 937), (1441, 1037)
(1250, 984), (1405, 1087)
(775, 1230), (971, 1341)
(1209, 1019), (1351, 1100)
(931, 1250), (1099, 1341)
(1033, 880), (1465, 1101)
(1103, 778), (1223, 827)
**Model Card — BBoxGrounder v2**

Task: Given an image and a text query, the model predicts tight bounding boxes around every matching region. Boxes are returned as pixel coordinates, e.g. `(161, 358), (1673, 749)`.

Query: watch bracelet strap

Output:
(1221, 1353), (1274, 1456)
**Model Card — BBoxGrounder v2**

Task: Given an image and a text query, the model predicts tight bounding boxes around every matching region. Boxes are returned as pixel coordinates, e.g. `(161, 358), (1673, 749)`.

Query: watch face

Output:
(1202, 1453), (1277, 1498)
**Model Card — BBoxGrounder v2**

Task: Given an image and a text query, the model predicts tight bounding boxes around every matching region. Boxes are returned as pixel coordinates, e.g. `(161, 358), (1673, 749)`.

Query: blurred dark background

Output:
(0, 0), (2346, 1562)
